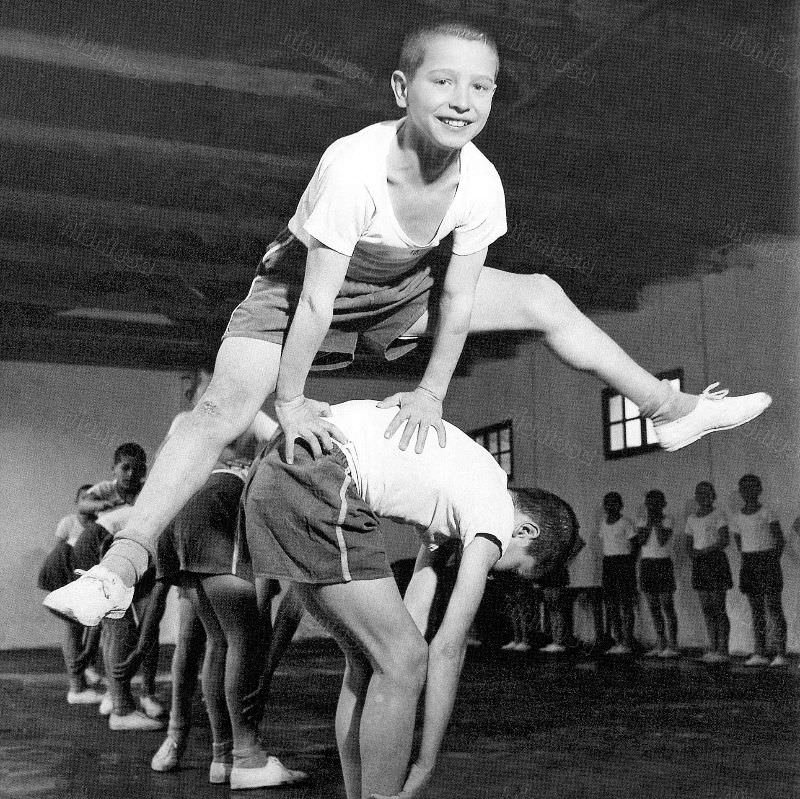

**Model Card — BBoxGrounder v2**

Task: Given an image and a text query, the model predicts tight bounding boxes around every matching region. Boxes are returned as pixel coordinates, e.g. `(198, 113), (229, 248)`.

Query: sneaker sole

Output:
(660, 400), (772, 452)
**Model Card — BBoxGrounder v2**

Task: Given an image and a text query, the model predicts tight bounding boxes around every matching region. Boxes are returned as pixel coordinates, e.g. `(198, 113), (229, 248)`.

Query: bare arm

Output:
(771, 521), (784, 555)
(274, 238), (350, 462)
(408, 538), (499, 778)
(380, 249), (486, 454)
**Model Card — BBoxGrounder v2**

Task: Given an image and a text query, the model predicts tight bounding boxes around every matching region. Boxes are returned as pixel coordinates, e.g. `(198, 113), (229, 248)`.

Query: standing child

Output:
(635, 490), (680, 659)
(47, 19), (772, 627)
(38, 483), (103, 704)
(728, 474), (787, 667)
(599, 492), (638, 655)
(684, 482), (732, 664)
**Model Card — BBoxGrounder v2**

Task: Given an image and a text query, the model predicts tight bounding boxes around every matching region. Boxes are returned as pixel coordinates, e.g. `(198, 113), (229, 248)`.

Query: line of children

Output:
(45, 18), (772, 629)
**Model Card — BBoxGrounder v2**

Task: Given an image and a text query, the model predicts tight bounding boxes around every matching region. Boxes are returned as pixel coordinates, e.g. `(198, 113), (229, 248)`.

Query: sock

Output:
(639, 379), (699, 425)
(101, 540), (151, 587)
(212, 741), (234, 762)
(232, 744), (268, 769)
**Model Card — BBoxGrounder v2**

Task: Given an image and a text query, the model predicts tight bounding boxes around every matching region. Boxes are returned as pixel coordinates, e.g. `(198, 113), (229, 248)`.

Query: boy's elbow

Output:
(297, 292), (334, 321)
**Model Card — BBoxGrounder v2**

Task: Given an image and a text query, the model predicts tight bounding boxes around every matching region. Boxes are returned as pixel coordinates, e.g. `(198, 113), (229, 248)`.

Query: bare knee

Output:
(378, 636), (428, 693)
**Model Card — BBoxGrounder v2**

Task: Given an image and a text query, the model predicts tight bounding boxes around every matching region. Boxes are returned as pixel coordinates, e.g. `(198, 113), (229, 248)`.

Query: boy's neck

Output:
(395, 120), (460, 184)
(605, 511), (621, 524)
(696, 503), (713, 517)
(742, 500), (761, 513)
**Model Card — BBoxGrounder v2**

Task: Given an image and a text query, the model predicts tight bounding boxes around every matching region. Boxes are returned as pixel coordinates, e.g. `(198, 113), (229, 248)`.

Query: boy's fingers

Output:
(322, 421), (349, 444)
(283, 434), (296, 464)
(414, 423), (429, 454)
(303, 432), (323, 460)
(384, 410), (406, 439)
(318, 402), (332, 417)
(377, 393), (402, 409)
(318, 429), (334, 453)
(435, 420), (447, 448)
(398, 419), (416, 451)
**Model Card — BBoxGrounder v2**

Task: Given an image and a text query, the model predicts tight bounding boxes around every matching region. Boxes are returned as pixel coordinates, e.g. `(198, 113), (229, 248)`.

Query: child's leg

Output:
(697, 590), (716, 651)
(589, 588), (605, 645)
(199, 574), (262, 755)
(260, 584), (305, 702)
(407, 268), (770, 439)
(298, 578), (427, 799)
(746, 593), (767, 657)
(185, 578), (233, 749)
(715, 590), (730, 656)
(605, 597), (621, 644)
(644, 592), (666, 650)
(621, 596), (636, 649)
(660, 593), (678, 649)
(101, 338), (283, 587)
(60, 618), (87, 692)
(764, 590), (787, 657)
(167, 593), (205, 744)
(133, 595), (160, 699)
(101, 613), (139, 714)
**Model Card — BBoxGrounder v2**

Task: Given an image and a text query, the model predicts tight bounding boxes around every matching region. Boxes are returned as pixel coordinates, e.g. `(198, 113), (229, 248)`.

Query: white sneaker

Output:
(607, 644), (631, 656)
(229, 756), (307, 790)
(744, 654), (770, 667)
(769, 655), (788, 668)
(109, 710), (165, 731)
(43, 565), (134, 626)
(66, 688), (105, 705)
(659, 648), (681, 659)
(151, 735), (184, 772)
(140, 695), (163, 718)
(539, 643), (566, 654)
(643, 648), (662, 658)
(654, 384), (772, 452)
(514, 642), (532, 652)
(99, 693), (113, 716)
(501, 641), (518, 651)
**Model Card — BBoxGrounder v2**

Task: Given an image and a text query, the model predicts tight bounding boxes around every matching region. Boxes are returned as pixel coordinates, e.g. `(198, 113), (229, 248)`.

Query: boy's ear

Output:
(513, 521), (539, 541)
(391, 70), (409, 108)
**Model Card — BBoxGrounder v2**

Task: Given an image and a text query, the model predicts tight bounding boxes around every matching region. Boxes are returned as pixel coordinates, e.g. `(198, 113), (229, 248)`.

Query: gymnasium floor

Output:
(1, 641), (798, 799)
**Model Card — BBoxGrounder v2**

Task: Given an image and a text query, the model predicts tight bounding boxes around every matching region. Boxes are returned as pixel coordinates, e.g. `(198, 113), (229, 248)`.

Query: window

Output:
(470, 419), (513, 480)
(602, 369), (683, 460)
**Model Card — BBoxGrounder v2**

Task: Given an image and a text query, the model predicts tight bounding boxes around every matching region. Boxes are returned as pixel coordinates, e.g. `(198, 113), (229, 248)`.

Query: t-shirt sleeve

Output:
(451, 159), (507, 256)
(624, 518), (637, 539)
(684, 518), (694, 538)
(457, 479), (514, 555)
(55, 516), (71, 540)
(290, 144), (374, 257)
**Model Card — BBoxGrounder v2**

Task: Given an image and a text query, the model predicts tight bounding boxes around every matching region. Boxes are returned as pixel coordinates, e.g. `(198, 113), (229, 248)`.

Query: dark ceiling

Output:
(0, 0), (796, 371)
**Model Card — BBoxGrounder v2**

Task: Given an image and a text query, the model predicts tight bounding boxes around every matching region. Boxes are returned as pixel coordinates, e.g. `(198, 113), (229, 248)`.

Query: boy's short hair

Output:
(76, 483), (94, 501)
(398, 19), (499, 79)
(509, 487), (581, 580)
(114, 442), (147, 466)
(739, 473), (761, 491)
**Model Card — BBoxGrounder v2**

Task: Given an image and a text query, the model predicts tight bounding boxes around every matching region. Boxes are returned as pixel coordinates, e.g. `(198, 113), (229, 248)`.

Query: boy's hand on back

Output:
(378, 387), (446, 454)
(274, 395), (348, 464)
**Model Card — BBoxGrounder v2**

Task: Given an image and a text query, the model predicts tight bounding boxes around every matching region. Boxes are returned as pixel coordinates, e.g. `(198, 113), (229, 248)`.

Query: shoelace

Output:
(701, 382), (730, 401)
(74, 568), (111, 599)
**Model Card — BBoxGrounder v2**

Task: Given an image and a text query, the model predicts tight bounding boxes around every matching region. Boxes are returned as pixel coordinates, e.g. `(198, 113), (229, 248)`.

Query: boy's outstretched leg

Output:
(44, 338), (283, 624)
(407, 267), (772, 451)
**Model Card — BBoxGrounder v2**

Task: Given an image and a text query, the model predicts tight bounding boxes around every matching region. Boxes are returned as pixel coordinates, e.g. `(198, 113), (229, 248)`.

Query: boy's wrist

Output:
(274, 393), (305, 408)
(416, 384), (444, 403)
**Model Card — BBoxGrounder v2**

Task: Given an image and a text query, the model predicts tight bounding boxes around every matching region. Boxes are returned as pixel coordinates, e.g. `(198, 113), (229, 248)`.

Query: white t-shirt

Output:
(96, 503), (134, 536)
(685, 510), (727, 551)
(637, 515), (675, 559)
(288, 119), (507, 284)
(328, 401), (514, 554)
(728, 506), (778, 553)
(600, 516), (636, 556)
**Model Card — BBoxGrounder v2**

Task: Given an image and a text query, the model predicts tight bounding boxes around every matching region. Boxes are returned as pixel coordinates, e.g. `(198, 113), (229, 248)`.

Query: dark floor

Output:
(1, 641), (798, 799)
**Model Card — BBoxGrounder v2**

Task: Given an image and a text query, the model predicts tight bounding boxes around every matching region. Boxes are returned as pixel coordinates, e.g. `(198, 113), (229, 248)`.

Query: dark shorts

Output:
(222, 229), (434, 370)
(691, 549), (733, 592)
(38, 540), (75, 592)
(169, 471), (244, 576)
(602, 554), (637, 599)
(235, 440), (392, 584)
(739, 550), (783, 595)
(639, 557), (676, 594)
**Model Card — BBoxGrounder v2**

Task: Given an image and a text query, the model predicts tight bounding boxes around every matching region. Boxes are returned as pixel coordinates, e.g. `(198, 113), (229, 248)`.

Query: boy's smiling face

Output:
(394, 34), (498, 152)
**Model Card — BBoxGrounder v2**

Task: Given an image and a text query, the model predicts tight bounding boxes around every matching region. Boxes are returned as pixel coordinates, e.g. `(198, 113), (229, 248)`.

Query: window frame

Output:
(602, 368), (684, 460)
(469, 419), (514, 481)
